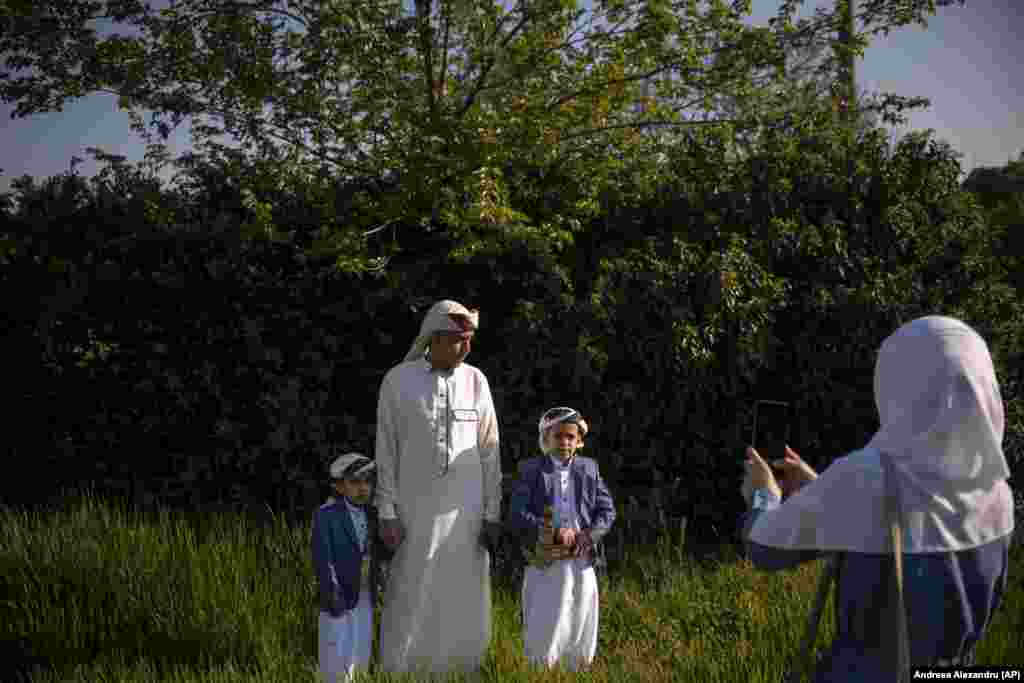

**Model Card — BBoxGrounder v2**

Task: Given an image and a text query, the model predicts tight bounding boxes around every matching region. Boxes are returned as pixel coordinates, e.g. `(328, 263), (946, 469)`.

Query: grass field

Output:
(2, 493), (1021, 682)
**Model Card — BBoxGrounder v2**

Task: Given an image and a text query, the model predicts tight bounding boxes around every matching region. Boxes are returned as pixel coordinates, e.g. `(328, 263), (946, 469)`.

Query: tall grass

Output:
(2, 493), (1021, 682)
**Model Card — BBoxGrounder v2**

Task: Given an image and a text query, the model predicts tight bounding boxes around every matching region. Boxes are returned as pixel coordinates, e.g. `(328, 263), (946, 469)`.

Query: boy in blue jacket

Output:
(312, 452), (382, 682)
(507, 406), (616, 671)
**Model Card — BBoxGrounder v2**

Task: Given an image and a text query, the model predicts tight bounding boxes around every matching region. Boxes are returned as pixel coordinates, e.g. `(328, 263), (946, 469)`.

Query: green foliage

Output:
(2, 0), (1020, 540)
(1, 154), (399, 511)
(4, 99), (1024, 540)
(961, 152), (1024, 481)
(0, 0), (963, 274)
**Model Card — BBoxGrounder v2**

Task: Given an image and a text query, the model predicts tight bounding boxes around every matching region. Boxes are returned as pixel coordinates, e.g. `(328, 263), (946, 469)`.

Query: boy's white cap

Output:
(329, 452), (376, 480)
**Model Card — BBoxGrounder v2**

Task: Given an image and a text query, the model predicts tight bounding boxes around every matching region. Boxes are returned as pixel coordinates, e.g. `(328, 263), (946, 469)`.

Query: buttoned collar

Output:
(549, 454), (575, 470)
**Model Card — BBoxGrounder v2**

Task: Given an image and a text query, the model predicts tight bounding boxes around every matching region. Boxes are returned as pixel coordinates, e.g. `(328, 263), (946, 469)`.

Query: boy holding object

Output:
(312, 452), (382, 683)
(507, 407), (616, 671)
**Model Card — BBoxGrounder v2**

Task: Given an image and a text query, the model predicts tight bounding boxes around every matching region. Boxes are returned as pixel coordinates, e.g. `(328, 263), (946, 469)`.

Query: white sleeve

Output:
(477, 370), (502, 523)
(374, 373), (399, 520)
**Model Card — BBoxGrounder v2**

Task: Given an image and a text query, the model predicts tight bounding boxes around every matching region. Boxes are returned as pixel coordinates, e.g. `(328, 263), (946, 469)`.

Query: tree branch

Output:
(555, 117), (738, 145)
(188, 1), (311, 29)
(440, 5), (450, 104)
(456, 7), (532, 118)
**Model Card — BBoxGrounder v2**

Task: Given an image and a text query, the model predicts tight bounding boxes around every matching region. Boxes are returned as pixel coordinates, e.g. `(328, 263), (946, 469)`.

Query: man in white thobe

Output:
(374, 299), (503, 675)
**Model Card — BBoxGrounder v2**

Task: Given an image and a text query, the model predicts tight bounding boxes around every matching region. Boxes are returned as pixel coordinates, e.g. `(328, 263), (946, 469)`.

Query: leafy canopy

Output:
(1, 0), (967, 272)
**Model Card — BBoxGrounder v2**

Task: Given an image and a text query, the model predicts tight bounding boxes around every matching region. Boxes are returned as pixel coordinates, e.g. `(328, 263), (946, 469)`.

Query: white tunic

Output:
(318, 591), (373, 683)
(374, 359), (501, 674)
(522, 562), (599, 670)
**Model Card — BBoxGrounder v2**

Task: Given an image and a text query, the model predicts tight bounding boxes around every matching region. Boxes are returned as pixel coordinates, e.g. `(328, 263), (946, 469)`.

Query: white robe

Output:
(374, 359), (502, 674)
(318, 591), (373, 683)
(522, 560), (599, 670)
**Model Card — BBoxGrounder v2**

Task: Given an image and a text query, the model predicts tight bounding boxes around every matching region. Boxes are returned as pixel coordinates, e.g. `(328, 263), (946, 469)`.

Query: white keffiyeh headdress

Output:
(750, 315), (1015, 553)
(403, 300), (480, 362)
(538, 406), (589, 454)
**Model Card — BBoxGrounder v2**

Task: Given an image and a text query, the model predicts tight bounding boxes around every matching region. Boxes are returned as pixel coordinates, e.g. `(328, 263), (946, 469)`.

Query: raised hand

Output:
(744, 446), (782, 503)
(772, 445), (818, 497)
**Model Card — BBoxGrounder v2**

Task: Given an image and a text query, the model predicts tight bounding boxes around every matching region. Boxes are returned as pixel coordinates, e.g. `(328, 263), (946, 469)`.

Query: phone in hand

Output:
(751, 400), (791, 466)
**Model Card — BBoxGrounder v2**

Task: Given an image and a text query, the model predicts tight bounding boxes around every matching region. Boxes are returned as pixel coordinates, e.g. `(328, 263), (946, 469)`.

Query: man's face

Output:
(335, 477), (372, 505)
(546, 422), (583, 462)
(429, 330), (474, 370)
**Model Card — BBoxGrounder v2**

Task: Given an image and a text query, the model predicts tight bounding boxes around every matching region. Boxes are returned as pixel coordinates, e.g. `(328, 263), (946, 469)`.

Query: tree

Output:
(958, 152), (1024, 489)
(962, 152), (1024, 291)
(1, 0), (967, 273)
(963, 152), (1024, 206)
(704, 0), (956, 162)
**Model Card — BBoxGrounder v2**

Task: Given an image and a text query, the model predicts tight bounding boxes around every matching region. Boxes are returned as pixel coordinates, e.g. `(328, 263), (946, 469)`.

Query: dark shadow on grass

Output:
(1, 637), (48, 683)
(4, 558), (263, 681)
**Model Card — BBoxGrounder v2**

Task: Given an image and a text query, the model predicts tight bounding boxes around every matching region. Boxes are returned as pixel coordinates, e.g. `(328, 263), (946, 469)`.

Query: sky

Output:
(1, 0), (1022, 195)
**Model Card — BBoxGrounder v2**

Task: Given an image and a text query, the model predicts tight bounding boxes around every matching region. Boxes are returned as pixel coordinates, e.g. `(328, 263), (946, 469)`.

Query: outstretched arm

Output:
(742, 489), (822, 570)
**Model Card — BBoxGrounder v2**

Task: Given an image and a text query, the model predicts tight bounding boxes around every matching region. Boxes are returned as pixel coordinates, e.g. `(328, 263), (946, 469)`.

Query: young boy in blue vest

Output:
(312, 452), (381, 682)
(507, 407), (617, 671)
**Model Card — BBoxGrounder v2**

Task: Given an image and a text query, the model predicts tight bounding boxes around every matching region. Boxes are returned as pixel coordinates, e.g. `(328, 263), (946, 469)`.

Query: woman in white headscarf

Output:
(741, 316), (1014, 680)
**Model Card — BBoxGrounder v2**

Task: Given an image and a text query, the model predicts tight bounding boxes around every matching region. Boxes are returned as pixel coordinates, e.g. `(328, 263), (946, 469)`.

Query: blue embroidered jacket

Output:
(507, 455), (616, 550)
(311, 499), (391, 617)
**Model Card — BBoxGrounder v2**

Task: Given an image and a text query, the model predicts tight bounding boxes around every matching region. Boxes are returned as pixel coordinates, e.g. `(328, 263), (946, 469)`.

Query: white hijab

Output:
(403, 299), (480, 363)
(750, 315), (1015, 553)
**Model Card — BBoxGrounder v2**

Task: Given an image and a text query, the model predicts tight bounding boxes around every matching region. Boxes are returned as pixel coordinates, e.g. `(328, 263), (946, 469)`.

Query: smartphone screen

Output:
(752, 400), (791, 464)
